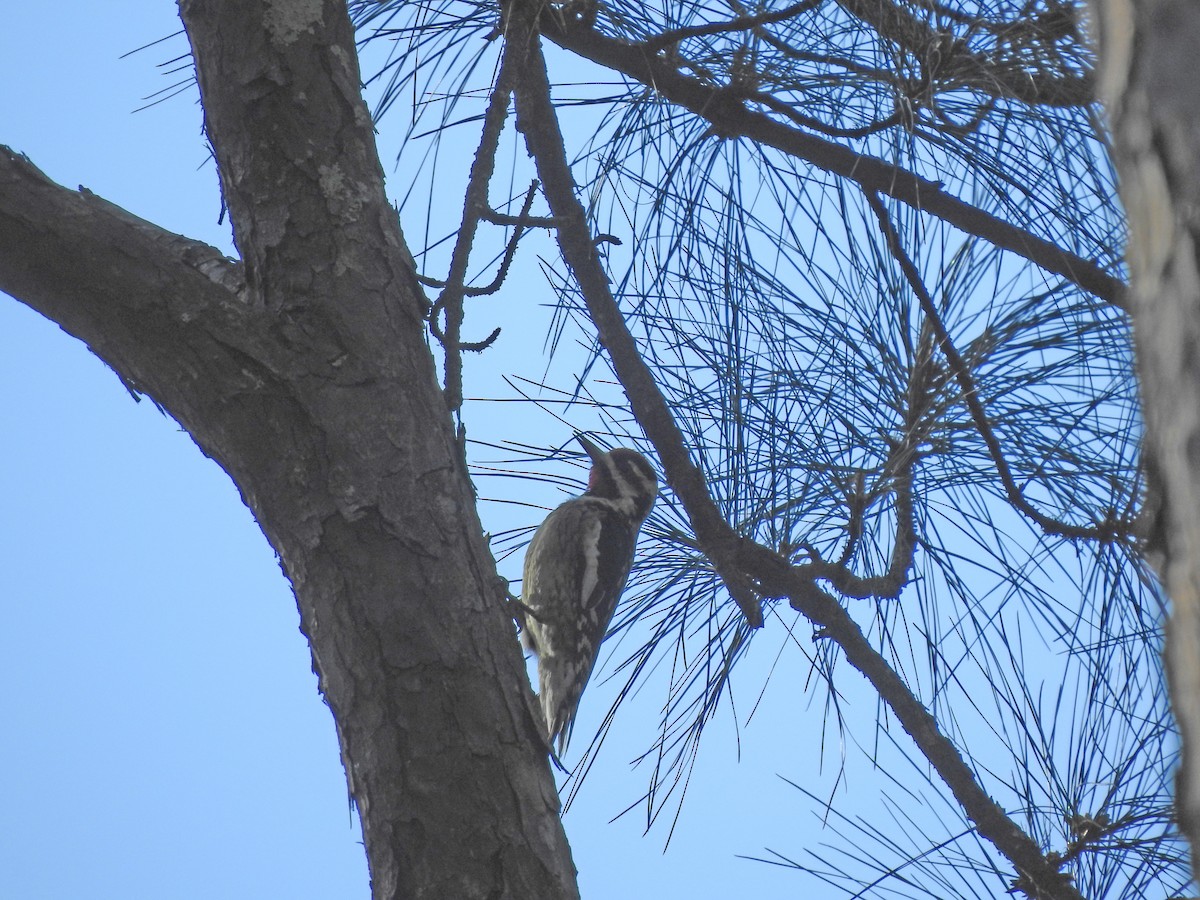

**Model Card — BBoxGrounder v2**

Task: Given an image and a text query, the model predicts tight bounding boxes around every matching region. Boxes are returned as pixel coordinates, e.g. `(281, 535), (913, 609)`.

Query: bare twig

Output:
(461, 326), (502, 353)
(480, 200), (556, 229)
(428, 184), (542, 300)
(432, 47), (516, 412)
(461, 181), (539, 299)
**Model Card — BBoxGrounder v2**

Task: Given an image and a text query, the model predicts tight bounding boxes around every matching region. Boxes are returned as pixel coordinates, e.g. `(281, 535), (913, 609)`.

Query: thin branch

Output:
(432, 46), (516, 412)
(864, 190), (1127, 544)
(835, 471), (867, 567)
(752, 89), (906, 139)
(461, 325), (502, 353)
(537, 12), (1126, 308)
(480, 203), (556, 229)
(805, 334), (940, 599)
(641, 0), (822, 53)
(428, 182), (541, 297)
(462, 181), (539, 298)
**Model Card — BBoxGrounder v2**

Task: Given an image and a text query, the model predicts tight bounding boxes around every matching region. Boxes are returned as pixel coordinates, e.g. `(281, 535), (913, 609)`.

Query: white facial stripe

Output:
(611, 457), (656, 490)
(612, 462), (656, 516)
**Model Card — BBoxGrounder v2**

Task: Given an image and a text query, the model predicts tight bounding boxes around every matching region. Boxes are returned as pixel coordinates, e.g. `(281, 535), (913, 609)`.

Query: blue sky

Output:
(0, 4), (839, 897)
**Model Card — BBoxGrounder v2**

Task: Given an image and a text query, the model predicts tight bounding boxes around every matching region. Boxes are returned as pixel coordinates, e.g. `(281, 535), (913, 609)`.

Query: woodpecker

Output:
(520, 434), (658, 755)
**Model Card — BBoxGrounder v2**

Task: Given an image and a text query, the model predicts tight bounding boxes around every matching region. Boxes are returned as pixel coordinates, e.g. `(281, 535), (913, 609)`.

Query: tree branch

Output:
(507, 1), (764, 628)
(864, 190), (1129, 545)
(640, 0), (822, 53)
(0, 148), (244, 365)
(537, 12), (1126, 308)
(434, 49), (518, 412)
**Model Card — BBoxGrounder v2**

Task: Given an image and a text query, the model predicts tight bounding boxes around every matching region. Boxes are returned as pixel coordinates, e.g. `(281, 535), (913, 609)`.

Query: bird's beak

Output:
(575, 433), (605, 463)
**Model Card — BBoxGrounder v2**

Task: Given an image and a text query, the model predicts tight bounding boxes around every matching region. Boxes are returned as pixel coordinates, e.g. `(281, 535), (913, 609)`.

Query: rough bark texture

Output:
(1091, 0), (1200, 882)
(0, 0), (579, 896)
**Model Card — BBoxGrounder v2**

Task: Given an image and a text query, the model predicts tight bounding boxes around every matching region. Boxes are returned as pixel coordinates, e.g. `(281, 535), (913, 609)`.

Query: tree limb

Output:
(865, 190), (1129, 544)
(508, 0), (765, 628)
(0, 148), (244, 364)
(537, 11), (1126, 308)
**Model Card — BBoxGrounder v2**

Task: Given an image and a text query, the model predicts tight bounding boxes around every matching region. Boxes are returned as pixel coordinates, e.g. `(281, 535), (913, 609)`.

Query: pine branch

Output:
(864, 190), (1129, 544)
(507, 0), (765, 628)
(537, 11), (1126, 308)
(502, 14), (1090, 893)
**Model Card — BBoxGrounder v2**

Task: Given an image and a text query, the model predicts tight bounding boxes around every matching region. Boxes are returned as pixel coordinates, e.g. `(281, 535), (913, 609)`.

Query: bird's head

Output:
(576, 433), (658, 522)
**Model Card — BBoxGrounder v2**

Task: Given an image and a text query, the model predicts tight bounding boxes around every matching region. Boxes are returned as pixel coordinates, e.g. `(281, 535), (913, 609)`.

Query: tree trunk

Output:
(0, 0), (578, 896)
(1092, 0), (1200, 882)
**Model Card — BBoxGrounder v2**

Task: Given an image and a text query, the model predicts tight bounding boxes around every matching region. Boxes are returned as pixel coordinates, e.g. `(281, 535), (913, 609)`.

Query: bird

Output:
(519, 434), (658, 756)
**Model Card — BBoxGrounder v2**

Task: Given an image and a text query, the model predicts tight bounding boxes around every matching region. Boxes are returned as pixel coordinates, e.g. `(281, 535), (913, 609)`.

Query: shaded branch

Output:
(641, 0), (822, 53)
(864, 190), (1127, 544)
(803, 409), (921, 599)
(834, 470), (867, 567)
(779, 325), (939, 600)
(537, 12), (1126, 308)
(752, 89), (906, 139)
(507, 1), (764, 628)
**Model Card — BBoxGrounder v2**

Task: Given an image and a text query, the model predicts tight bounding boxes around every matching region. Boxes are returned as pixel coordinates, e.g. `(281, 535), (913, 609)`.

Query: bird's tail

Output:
(540, 658), (585, 756)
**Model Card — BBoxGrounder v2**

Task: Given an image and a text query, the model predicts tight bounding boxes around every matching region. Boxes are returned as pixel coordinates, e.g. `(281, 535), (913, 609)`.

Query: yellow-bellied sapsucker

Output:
(520, 434), (658, 755)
